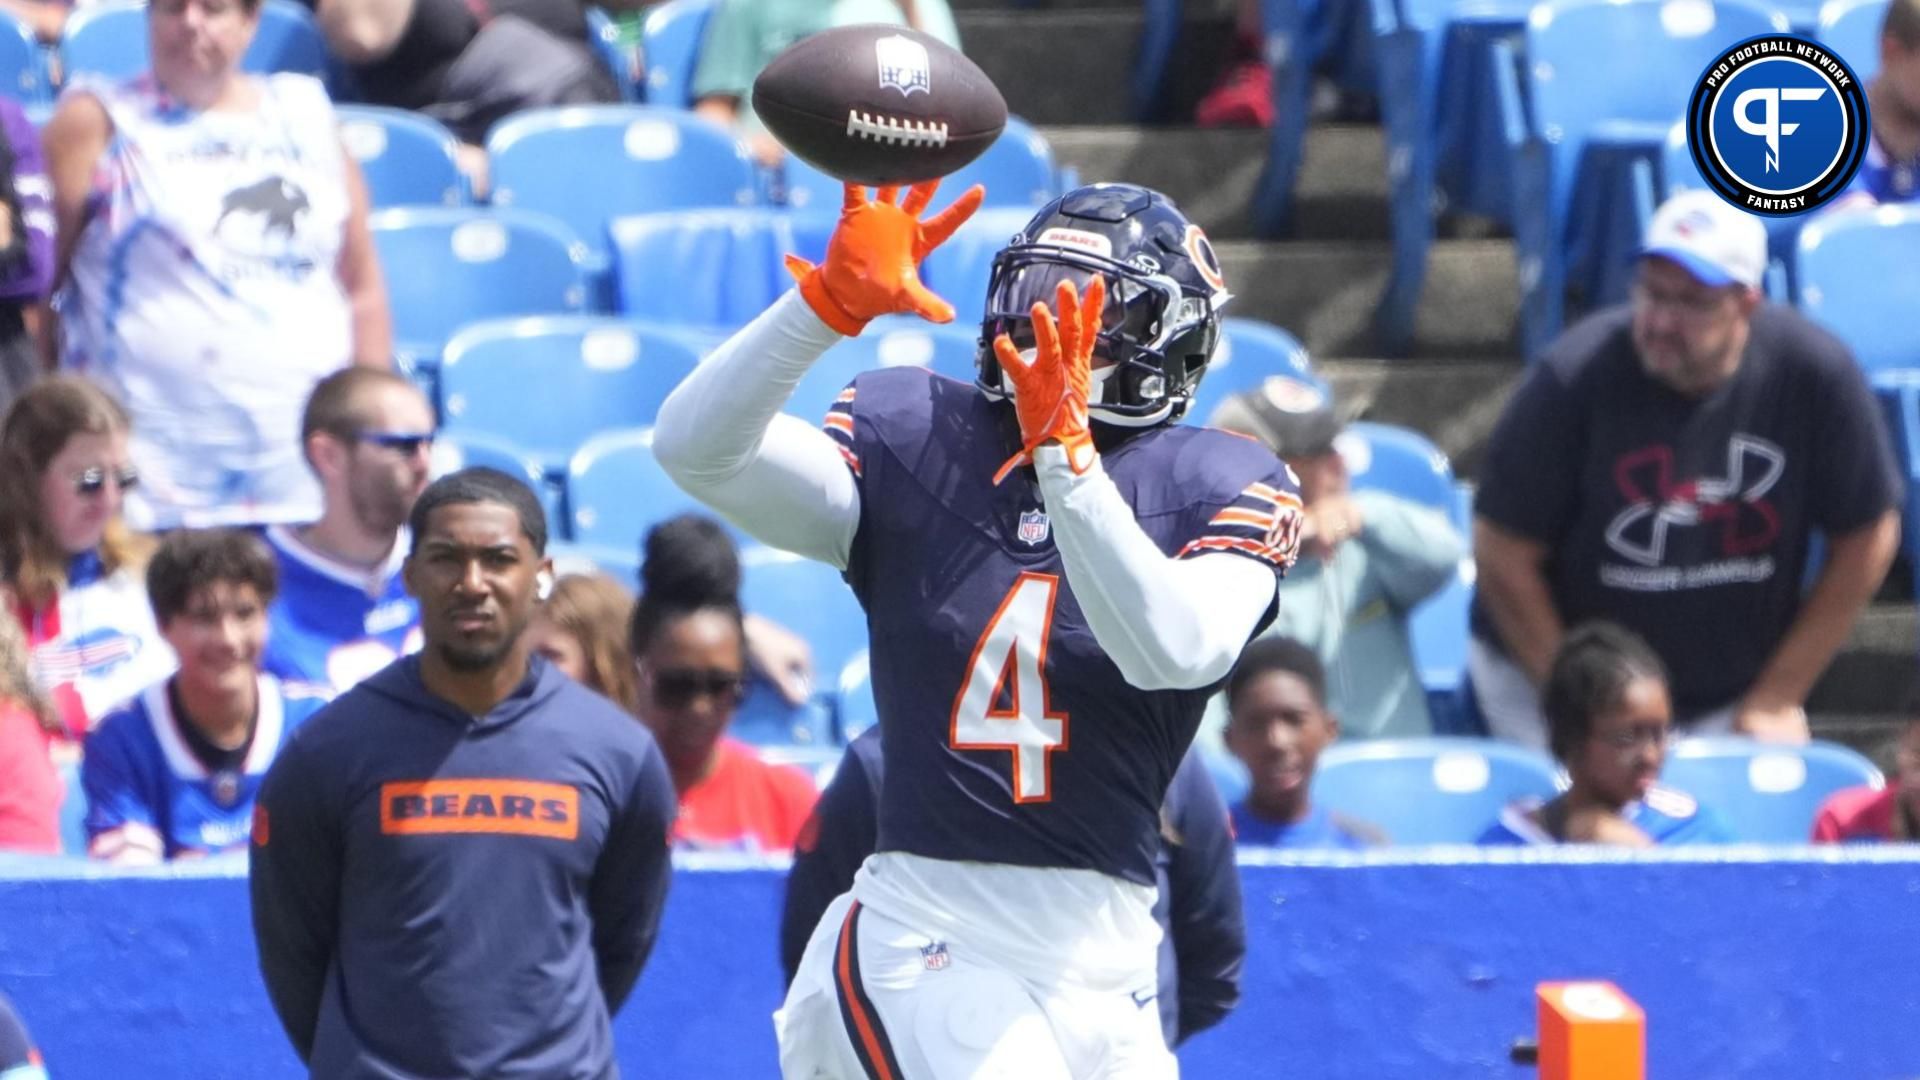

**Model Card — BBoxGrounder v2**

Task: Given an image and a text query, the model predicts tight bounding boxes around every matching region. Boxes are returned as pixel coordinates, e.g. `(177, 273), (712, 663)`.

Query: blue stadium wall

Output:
(3, 848), (1918, 1078)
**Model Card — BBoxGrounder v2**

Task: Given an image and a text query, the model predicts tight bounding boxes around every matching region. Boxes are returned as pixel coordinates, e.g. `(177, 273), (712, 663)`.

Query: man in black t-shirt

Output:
(1472, 191), (1902, 748)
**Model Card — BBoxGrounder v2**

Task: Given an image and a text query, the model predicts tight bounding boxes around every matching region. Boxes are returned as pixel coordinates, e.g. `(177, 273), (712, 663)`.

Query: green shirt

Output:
(692, 0), (963, 132)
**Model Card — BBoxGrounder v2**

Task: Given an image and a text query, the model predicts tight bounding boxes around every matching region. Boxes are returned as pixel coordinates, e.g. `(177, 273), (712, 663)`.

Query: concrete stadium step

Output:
(957, 9), (1237, 124)
(1039, 124), (1388, 241)
(1215, 238), (1519, 362)
(1314, 357), (1522, 477)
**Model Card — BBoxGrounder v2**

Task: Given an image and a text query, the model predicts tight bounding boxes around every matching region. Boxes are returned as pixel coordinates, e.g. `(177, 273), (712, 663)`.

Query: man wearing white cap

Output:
(1471, 191), (1902, 748)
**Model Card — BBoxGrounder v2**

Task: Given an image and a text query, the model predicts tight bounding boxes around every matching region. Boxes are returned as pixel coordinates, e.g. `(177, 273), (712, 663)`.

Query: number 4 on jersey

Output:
(948, 572), (1069, 803)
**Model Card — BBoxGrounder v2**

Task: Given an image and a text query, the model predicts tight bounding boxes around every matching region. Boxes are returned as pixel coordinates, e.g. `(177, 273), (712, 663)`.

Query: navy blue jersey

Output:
(782, 728), (1245, 1047)
(823, 367), (1299, 887)
(249, 655), (676, 1078)
(261, 525), (422, 695)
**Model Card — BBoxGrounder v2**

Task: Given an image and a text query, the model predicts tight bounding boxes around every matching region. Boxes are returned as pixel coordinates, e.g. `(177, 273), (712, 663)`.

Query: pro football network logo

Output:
(1685, 34), (1868, 216)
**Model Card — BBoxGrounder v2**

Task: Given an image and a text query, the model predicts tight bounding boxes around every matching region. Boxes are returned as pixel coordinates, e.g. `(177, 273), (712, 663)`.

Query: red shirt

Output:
(0, 699), (61, 854)
(674, 738), (818, 854)
(1811, 784), (1906, 842)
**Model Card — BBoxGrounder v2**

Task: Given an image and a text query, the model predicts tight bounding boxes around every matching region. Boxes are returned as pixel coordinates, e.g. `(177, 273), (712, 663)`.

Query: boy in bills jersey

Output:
(655, 181), (1302, 1077)
(84, 529), (323, 863)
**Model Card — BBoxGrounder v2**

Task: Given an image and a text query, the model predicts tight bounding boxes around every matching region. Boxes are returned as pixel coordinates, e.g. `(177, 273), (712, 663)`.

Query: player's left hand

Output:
(1733, 699), (1811, 743)
(991, 277), (1102, 486)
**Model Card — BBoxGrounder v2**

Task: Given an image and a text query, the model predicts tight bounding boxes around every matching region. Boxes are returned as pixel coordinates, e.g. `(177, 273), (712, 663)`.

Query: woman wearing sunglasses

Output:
(628, 514), (819, 854)
(0, 377), (173, 749)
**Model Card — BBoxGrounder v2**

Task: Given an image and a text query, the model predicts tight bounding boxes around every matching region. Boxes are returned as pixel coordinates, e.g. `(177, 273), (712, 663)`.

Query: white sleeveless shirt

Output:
(61, 73), (352, 529)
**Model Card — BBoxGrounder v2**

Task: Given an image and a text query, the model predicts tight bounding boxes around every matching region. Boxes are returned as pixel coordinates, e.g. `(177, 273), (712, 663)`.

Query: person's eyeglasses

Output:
(650, 669), (745, 709)
(74, 465), (139, 497)
(1630, 279), (1732, 320)
(355, 430), (435, 455)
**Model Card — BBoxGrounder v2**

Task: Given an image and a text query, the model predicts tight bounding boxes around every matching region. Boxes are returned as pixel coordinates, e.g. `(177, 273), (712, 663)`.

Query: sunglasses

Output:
(650, 669), (745, 709)
(356, 430), (435, 455)
(74, 465), (139, 497)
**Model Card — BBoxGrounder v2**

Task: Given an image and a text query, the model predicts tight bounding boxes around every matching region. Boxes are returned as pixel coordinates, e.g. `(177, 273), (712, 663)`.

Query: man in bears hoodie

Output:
(250, 468), (677, 1078)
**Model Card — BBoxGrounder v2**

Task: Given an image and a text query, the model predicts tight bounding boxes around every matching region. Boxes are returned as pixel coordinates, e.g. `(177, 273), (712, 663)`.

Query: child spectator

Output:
(629, 514), (817, 853)
(1480, 622), (1732, 846)
(2, 377), (173, 746)
(0, 601), (59, 853)
(1223, 636), (1384, 848)
(82, 529), (325, 864)
(530, 571), (641, 717)
(1812, 713), (1920, 842)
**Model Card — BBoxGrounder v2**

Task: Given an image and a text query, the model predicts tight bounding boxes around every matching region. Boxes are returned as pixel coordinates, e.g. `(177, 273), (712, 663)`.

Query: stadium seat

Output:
(585, 6), (641, 102)
(62, 0), (330, 84)
(1252, 0), (1387, 236)
(0, 10), (43, 105)
(487, 106), (757, 270)
(1187, 318), (1319, 426)
(782, 117), (1059, 212)
(918, 206), (1045, 327)
(739, 546), (868, 693)
(1412, 483), (1480, 735)
(1340, 421), (1454, 513)
(786, 316), (982, 422)
(1311, 737), (1563, 844)
(430, 430), (564, 537)
(370, 207), (590, 375)
(567, 427), (739, 552)
(1659, 736), (1883, 843)
(1795, 205), (1920, 375)
(337, 106), (466, 208)
(1819, 0), (1887, 81)
(836, 651), (878, 743)
(1504, 0), (1785, 355)
(439, 316), (705, 471)
(57, 758), (85, 856)
(640, 0), (715, 107)
(610, 208), (802, 329)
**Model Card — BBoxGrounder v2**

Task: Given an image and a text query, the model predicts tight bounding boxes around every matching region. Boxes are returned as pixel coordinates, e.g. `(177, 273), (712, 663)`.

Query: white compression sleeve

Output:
(651, 291), (863, 570)
(1033, 445), (1279, 691)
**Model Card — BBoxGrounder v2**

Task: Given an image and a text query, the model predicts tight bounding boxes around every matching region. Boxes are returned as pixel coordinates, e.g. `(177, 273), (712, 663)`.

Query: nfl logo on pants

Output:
(920, 941), (951, 971)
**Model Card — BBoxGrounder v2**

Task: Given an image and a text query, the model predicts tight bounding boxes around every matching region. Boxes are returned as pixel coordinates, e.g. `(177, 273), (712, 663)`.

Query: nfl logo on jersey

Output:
(1017, 509), (1051, 547)
(920, 941), (951, 971)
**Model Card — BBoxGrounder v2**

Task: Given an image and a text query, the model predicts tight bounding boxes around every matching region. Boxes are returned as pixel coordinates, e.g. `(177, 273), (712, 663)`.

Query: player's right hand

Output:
(784, 180), (985, 336)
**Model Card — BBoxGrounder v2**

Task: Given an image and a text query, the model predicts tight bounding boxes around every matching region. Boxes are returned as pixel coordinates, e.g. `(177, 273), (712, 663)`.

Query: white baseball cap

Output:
(1635, 190), (1768, 290)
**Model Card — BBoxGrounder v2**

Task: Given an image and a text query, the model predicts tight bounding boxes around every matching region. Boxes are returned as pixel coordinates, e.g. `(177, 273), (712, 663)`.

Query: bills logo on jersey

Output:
(32, 628), (142, 682)
(210, 769), (243, 808)
(1017, 509), (1051, 546)
(920, 941), (951, 971)
(875, 35), (932, 97)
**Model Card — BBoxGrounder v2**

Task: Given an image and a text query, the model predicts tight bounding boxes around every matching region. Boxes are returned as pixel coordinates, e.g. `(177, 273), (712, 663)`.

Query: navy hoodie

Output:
(250, 654), (676, 1079)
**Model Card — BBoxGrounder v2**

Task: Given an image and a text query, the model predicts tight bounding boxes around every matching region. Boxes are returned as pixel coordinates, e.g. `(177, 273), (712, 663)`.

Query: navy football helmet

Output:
(975, 184), (1232, 426)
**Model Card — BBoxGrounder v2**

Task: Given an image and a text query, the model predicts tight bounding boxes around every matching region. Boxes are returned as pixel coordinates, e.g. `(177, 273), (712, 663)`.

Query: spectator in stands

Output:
(83, 529), (326, 864)
(2, 377), (173, 746)
(301, 0), (624, 178)
(1832, 0), (1920, 209)
(0, 606), (59, 854)
(1812, 712), (1920, 841)
(1223, 636), (1384, 848)
(629, 514), (817, 853)
(1473, 191), (1901, 749)
(0, 96), (53, 418)
(45, 0), (392, 531)
(530, 571), (642, 716)
(1482, 622), (1731, 846)
(262, 368), (431, 696)
(691, 0), (961, 167)
(1211, 376), (1463, 738)
(0, 993), (44, 1079)
(782, 727), (1245, 1049)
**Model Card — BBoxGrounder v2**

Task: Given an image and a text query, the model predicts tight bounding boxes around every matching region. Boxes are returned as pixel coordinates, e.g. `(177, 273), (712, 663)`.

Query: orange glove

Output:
(991, 276), (1104, 486)
(785, 181), (985, 336)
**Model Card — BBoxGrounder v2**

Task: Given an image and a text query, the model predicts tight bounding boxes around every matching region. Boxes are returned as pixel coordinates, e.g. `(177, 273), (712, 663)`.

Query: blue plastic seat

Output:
(370, 207), (590, 374)
(782, 117), (1059, 212)
(835, 651), (878, 743)
(567, 427), (733, 552)
(610, 207), (804, 329)
(57, 758), (86, 856)
(585, 6), (641, 102)
(640, 0), (715, 107)
(785, 316), (981, 422)
(1253, 0), (1389, 237)
(1311, 737), (1563, 844)
(440, 316), (705, 472)
(1796, 205), (1920, 375)
(1658, 736), (1883, 843)
(1506, 0), (1785, 355)
(1412, 483), (1479, 734)
(1340, 421), (1454, 513)
(1186, 318), (1318, 426)
(917, 206), (1045, 327)
(0, 10), (44, 104)
(62, 0), (330, 84)
(337, 106), (466, 207)
(431, 430), (564, 536)
(738, 546), (868, 695)
(487, 105), (757, 271)
(1819, 0), (1887, 81)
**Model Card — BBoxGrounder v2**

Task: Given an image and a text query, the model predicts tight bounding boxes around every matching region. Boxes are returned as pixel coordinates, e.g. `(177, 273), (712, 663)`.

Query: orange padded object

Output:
(1538, 981), (1645, 1080)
